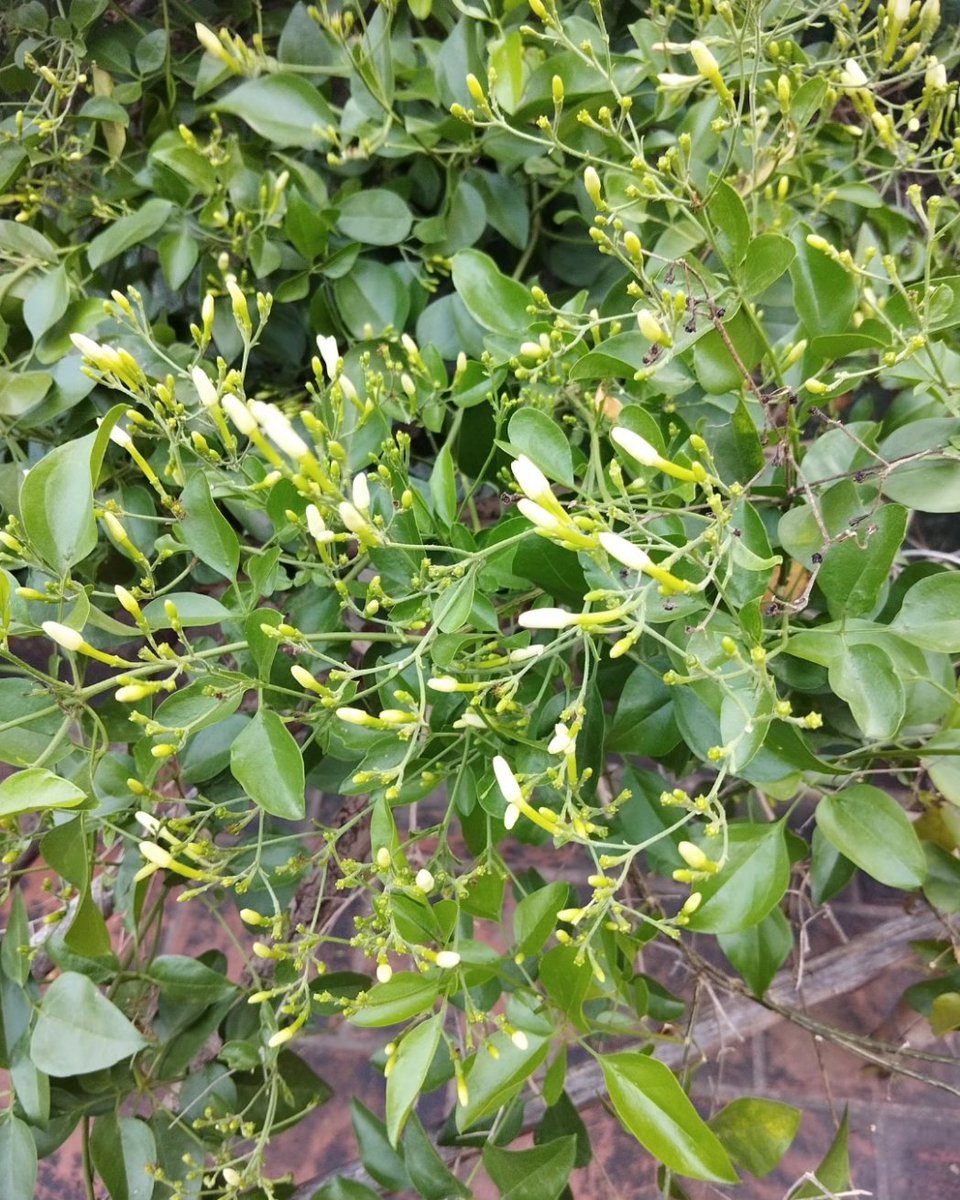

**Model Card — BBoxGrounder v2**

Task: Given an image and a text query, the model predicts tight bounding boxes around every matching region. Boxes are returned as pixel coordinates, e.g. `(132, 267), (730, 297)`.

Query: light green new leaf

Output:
(890, 572), (960, 651)
(507, 407), (575, 486)
(24, 264), (69, 342)
(337, 189), (413, 246)
(794, 1109), (850, 1198)
(514, 881), (569, 957)
(600, 1053), (738, 1183)
(31, 972), (147, 1077)
(0, 366), (52, 418)
(708, 1097), (801, 1177)
(429, 442), (457, 527)
(483, 1135), (576, 1200)
(87, 198), (173, 269)
(20, 431), (98, 570)
(230, 709), (305, 820)
(828, 642), (904, 741)
(386, 1012), (442, 1145)
(815, 785), (926, 890)
(179, 471), (240, 579)
(706, 181), (750, 267)
(0, 768), (86, 819)
(0, 1116), (37, 1200)
(451, 249), (532, 336)
(686, 823), (790, 933)
(212, 74), (334, 148)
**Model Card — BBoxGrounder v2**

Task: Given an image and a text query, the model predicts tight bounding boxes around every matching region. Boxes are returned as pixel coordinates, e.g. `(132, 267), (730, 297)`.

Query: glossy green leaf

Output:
(706, 181), (750, 267)
(31, 971), (147, 1076)
(87, 198), (173, 269)
(483, 1135), (576, 1200)
(0, 1116), (37, 1200)
(24, 264), (69, 342)
(313, 1181), (381, 1200)
(348, 973), (439, 1028)
(0, 366), (53, 418)
(810, 826), (856, 905)
(686, 824), (790, 933)
(717, 907), (792, 997)
(20, 431), (97, 569)
(146, 956), (237, 1004)
(815, 785), (926, 890)
(337, 189), (413, 246)
(827, 641), (904, 741)
(179, 471), (240, 579)
(434, 571), (476, 633)
(740, 233), (795, 297)
(90, 1115), (156, 1200)
(230, 709), (305, 820)
(890, 572), (960, 651)
(789, 226), (857, 338)
(0, 768), (85, 819)
(513, 881), (569, 957)
(600, 1053), (738, 1183)
(141, 591), (231, 629)
(386, 1012), (443, 1144)
(402, 1112), (470, 1199)
(457, 1033), (549, 1129)
(212, 74), (334, 148)
(708, 1098), (801, 1177)
(507, 407), (575, 486)
(817, 503), (907, 618)
(351, 1100), (411, 1191)
(451, 249), (532, 336)
(693, 308), (766, 394)
(429, 442), (457, 526)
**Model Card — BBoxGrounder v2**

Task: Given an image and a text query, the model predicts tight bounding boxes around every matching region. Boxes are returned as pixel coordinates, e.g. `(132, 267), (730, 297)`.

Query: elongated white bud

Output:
(316, 334), (340, 379)
(611, 426), (662, 467)
(492, 755), (523, 806)
(221, 394), (257, 435)
(351, 472), (370, 512)
(42, 621), (85, 652)
(511, 455), (553, 504)
(599, 531), (652, 572)
(517, 607), (579, 629)
(191, 366), (219, 408)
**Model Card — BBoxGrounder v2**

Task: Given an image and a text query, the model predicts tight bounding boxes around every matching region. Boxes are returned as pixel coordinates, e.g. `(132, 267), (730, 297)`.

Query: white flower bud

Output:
(41, 621), (85, 652)
(840, 59), (868, 88)
(415, 868), (435, 893)
(191, 366), (219, 408)
(435, 950), (461, 969)
(492, 755), (523, 806)
(599, 531), (652, 573)
(517, 607), (579, 629)
(351, 472), (370, 512)
(610, 426), (663, 467)
(511, 455), (553, 504)
(221, 394), (257, 435)
(547, 722), (574, 755)
(316, 334), (340, 379)
(516, 498), (562, 532)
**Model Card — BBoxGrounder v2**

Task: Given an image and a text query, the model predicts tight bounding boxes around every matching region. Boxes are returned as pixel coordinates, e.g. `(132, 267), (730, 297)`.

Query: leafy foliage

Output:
(0, 0), (959, 1196)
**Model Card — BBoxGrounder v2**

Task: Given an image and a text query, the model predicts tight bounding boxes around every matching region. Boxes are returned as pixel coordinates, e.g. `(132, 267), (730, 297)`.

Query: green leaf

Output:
(337, 189), (413, 246)
(1, 888), (29, 985)
(141, 592), (230, 629)
(146, 956), (237, 1004)
(922, 843), (960, 913)
(930, 991), (960, 1036)
(179, 471), (240, 579)
(334, 259), (410, 338)
(348, 973), (439, 1028)
(827, 642), (904, 741)
(706, 181), (750, 267)
(429, 442), (457, 527)
(87, 198), (173, 269)
(0, 220), (57, 262)
(693, 308), (766, 394)
(24, 265), (69, 342)
(451, 249), (532, 336)
(793, 1109), (849, 1198)
(815, 785), (926, 890)
(0, 768), (85, 819)
(230, 709), (305, 821)
(717, 907), (791, 997)
(600, 1053), (738, 1183)
(817, 503), (907, 618)
(313, 1181), (381, 1200)
(31, 972), (147, 1076)
(483, 1135), (576, 1200)
(740, 233), (795, 297)
(708, 1098), (801, 1177)
(890, 572), (960, 651)
(434, 572), (476, 634)
(507, 407), (575, 486)
(686, 824), (790, 933)
(514, 881), (569, 957)
(158, 228), (199, 290)
(402, 1112), (470, 1199)
(810, 826), (855, 905)
(0, 1116), (37, 1200)
(0, 366), (53, 418)
(90, 1115), (156, 1200)
(789, 226), (857, 338)
(386, 1012), (443, 1144)
(457, 1033), (549, 1129)
(351, 1100), (411, 1192)
(212, 73), (334, 148)
(20, 431), (98, 570)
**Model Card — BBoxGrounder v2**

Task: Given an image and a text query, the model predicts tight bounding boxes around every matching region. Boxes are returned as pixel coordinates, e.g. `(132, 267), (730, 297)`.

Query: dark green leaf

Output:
(21, 431), (98, 570)
(507, 408), (574, 486)
(686, 824), (790, 933)
(351, 1100), (411, 1191)
(402, 1112), (470, 1199)
(451, 249), (532, 336)
(87, 199), (173, 269)
(386, 1013), (443, 1145)
(817, 503), (907, 618)
(513, 881), (569, 957)
(230, 709), (305, 821)
(706, 181), (749, 267)
(457, 1033), (549, 1129)
(212, 74), (334, 148)
(337, 189), (413, 246)
(827, 642), (904, 740)
(146, 956), (237, 1004)
(717, 908), (791, 997)
(179, 471), (240, 579)
(483, 1135), (576, 1200)
(348, 973), (439, 1028)
(429, 442), (457, 526)
(740, 233), (795, 297)
(793, 1109), (849, 1198)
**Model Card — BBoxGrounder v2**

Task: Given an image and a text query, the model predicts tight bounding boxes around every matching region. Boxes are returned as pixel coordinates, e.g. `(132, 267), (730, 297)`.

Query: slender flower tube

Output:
(191, 366), (219, 409)
(316, 334), (340, 379)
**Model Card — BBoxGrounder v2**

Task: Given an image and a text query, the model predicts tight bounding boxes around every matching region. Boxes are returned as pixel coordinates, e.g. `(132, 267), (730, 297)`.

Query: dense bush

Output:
(1, 0), (959, 1195)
